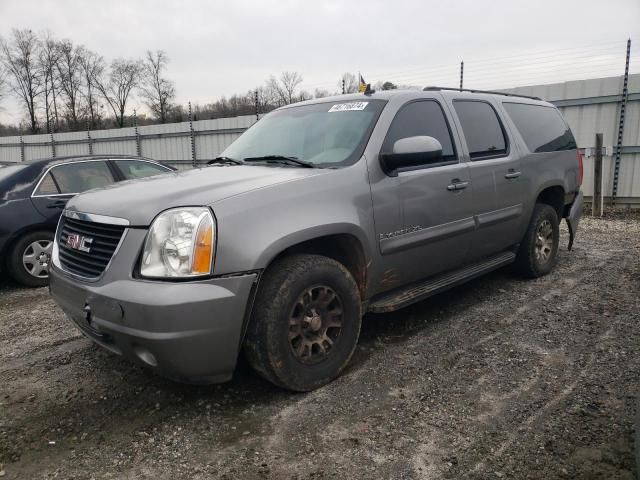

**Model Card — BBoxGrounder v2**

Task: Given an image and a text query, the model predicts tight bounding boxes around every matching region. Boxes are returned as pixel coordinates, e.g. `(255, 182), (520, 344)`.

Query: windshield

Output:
(222, 99), (386, 167)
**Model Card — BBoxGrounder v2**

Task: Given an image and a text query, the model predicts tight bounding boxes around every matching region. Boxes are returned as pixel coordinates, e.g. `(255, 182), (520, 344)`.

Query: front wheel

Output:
(6, 230), (54, 287)
(514, 203), (560, 278)
(244, 254), (362, 391)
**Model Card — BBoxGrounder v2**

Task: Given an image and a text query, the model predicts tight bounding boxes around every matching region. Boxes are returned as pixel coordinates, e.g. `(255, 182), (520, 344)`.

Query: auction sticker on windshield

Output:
(328, 102), (368, 112)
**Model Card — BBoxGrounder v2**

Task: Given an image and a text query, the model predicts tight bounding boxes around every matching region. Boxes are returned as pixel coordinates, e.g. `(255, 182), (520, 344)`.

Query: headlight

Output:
(140, 207), (215, 278)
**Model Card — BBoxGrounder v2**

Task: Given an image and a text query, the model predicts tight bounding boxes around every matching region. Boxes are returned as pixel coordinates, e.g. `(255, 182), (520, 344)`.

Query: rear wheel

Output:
(514, 203), (560, 278)
(6, 230), (54, 287)
(244, 254), (362, 391)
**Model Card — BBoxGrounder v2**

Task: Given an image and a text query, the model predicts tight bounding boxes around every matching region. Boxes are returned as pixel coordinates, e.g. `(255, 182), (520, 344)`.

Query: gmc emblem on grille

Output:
(66, 233), (93, 253)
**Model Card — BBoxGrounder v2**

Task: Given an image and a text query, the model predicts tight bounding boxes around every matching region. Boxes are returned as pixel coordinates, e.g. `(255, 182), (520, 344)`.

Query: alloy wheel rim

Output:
(534, 220), (554, 263)
(22, 240), (53, 279)
(288, 285), (344, 365)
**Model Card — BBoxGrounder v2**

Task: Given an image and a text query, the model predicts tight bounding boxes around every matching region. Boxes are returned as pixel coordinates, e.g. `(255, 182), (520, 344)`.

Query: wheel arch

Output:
(255, 225), (370, 300)
(534, 184), (565, 220)
(2, 223), (56, 267)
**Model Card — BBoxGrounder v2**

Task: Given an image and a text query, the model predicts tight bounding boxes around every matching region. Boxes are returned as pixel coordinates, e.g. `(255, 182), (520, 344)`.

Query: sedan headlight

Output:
(140, 207), (215, 278)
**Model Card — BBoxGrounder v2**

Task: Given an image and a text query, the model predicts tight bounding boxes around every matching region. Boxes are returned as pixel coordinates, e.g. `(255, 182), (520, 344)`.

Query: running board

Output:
(368, 251), (516, 313)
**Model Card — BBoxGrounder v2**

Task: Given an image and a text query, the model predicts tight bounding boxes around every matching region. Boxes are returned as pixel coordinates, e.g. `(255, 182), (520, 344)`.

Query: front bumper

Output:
(49, 262), (257, 384)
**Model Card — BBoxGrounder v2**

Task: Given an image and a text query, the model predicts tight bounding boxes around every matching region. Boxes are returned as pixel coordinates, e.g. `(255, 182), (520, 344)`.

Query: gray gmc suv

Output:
(49, 87), (583, 391)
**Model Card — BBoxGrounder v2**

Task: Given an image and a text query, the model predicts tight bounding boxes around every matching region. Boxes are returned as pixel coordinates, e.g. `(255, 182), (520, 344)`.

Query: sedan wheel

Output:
(7, 230), (55, 287)
(22, 239), (53, 279)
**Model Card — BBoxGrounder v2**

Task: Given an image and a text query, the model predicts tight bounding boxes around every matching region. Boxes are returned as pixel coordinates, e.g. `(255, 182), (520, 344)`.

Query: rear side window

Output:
(453, 101), (507, 159)
(502, 103), (577, 153)
(114, 160), (169, 180)
(383, 100), (456, 160)
(50, 161), (115, 194)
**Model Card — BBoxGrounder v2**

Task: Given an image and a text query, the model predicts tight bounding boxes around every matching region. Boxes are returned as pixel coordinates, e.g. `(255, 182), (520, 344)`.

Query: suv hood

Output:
(65, 165), (328, 226)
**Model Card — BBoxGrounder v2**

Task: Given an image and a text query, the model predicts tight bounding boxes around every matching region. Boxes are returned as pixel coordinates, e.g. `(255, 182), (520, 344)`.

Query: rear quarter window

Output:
(502, 103), (576, 153)
(34, 172), (60, 195)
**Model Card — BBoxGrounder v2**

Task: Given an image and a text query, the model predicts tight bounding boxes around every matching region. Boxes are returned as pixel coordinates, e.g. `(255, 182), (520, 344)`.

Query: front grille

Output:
(58, 216), (125, 278)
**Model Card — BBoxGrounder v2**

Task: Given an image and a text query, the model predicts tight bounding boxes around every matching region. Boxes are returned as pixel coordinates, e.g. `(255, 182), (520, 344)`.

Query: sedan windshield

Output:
(222, 99), (386, 167)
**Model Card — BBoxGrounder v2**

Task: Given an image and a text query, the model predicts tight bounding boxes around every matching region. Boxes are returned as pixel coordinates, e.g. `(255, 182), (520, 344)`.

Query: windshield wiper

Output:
(207, 156), (244, 166)
(243, 155), (316, 168)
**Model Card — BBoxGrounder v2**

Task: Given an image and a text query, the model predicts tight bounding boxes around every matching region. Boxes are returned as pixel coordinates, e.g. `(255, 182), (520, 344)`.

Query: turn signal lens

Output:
(192, 214), (214, 274)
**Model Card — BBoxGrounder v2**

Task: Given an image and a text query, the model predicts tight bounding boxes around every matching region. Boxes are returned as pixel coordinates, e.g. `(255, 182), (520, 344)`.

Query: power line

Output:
(299, 39), (638, 93)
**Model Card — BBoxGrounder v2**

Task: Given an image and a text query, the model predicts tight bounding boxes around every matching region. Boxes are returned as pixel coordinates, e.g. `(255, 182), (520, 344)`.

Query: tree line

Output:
(0, 29), (399, 136)
(0, 29), (176, 135)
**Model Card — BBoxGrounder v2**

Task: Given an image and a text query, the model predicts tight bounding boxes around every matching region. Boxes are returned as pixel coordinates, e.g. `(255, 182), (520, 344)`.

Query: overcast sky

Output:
(0, 0), (638, 125)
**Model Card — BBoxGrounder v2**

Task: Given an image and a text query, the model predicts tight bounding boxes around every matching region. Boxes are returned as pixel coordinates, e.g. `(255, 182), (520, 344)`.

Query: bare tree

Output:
(338, 72), (358, 94)
(78, 47), (104, 129)
(249, 86), (278, 115)
(94, 58), (142, 127)
(297, 89), (312, 102)
(139, 50), (175, 123)
(0, 66), (7, 107)
(55, 39), (83, 129)
(267, 71), (303, 106)
(0, 29), (43, 133)
(313, 88), (330, 99)
(279, 71), (303, 104)
(38, 32), (60, 132)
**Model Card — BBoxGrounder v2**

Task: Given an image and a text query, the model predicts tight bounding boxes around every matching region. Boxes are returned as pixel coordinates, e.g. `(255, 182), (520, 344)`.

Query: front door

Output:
(372, 99), (476, 287)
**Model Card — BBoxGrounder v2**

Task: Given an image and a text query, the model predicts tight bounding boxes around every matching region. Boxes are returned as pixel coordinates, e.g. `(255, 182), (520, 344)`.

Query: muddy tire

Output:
(514, 203), (560, 278)
(6, 230), (54, 288)
(244, 254), (362, 391)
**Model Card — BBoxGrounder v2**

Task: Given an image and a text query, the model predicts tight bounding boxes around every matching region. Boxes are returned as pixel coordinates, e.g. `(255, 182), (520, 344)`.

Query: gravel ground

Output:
(1, 214), (639, 479)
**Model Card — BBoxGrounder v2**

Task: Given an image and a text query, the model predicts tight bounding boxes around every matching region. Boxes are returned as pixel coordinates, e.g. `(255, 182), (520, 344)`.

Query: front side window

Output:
(115, 160), (170, 179)
(502, 102), (577, 153)
(453, 101), (507, 159)
(222, 100), (386, 167)
(50, 161), (115, 194)
(382, 100), (456, 161)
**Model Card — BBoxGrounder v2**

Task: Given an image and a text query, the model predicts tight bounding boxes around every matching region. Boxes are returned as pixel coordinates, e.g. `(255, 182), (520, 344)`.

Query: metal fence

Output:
(1, 74), (639, 206)
(0, 115), (259, 169)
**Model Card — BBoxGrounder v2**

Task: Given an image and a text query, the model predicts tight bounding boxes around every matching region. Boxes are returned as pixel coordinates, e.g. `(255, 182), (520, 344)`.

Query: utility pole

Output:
(459, 61), (464, 91)
(611, 38), (631, 207)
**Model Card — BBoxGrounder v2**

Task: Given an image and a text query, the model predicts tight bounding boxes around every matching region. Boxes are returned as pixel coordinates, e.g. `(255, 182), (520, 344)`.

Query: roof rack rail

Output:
(423, 86), (542, 101)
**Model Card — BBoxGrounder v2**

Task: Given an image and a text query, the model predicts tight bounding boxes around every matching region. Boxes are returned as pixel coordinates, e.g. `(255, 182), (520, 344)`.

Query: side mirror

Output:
(380, 136), (443, 176)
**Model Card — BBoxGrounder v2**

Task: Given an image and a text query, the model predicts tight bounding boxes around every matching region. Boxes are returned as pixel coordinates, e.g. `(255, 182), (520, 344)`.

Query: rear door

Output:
(374, 99), (475, 286)
(31, 160), (116, 224)
(449, 99), (526, 261)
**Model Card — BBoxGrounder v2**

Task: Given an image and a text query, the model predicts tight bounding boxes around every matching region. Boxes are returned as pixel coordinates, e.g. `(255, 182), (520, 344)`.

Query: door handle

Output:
(46, 200), (67, 209)
(447, 180), (469, 191)
(504, 170), (521, 179)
